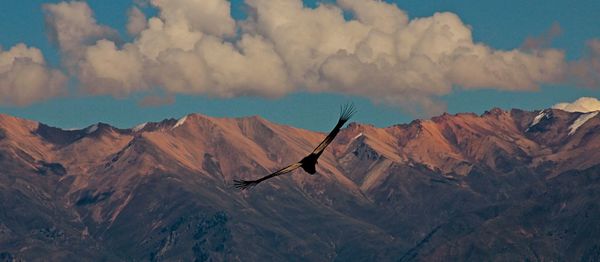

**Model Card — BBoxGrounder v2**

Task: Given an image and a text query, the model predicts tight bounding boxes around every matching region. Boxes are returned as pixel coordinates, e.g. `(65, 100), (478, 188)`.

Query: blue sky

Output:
(0, 0), (599, 131)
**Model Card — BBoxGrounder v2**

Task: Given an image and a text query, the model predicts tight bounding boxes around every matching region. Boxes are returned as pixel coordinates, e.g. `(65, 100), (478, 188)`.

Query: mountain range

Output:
(1, 107), (600, 261)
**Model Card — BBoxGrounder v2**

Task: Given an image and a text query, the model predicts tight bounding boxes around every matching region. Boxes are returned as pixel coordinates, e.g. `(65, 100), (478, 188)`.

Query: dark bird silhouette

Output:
(233, 103), (356, 190)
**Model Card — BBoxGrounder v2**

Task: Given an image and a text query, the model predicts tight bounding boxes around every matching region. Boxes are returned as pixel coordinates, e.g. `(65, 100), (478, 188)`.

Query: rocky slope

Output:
(1, 107), (600, 261)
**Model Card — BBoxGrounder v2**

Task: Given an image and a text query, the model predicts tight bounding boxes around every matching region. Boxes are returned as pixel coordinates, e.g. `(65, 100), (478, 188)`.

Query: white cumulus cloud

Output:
(0, 44), (67, 106)
(43, 2), (118, 59)
(44, 0), (290, 99)
(245, 0), (566, 114)
(568, 39), (600, 88)
(42, 0), (577, 115)
(126, 6), (147, 36)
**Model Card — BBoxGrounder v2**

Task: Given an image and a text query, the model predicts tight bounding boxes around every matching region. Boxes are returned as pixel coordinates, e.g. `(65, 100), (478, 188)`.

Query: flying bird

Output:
(233, 103), (356, 190)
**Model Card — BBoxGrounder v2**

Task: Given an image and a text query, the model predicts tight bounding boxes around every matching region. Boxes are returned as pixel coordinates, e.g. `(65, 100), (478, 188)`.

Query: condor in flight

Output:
(233, 104), (356, 190)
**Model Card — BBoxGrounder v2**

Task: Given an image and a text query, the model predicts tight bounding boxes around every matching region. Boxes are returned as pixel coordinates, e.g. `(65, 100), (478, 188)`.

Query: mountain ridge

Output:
(1, 107), (600, 260)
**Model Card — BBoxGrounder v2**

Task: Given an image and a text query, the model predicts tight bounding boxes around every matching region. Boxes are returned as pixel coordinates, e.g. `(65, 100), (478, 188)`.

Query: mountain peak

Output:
(1, 107), (600, 260)
(482, 107), (507, 117)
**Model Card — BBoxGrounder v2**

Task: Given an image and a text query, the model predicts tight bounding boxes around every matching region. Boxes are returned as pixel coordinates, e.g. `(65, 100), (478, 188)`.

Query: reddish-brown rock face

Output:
(1, 108), (599, 260)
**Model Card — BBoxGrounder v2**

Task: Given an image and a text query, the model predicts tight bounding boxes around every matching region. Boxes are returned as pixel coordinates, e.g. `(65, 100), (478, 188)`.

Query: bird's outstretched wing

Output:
(233, 103), (355, 190)
(311, 103), (356, 156)
(233, 162), (302, 190)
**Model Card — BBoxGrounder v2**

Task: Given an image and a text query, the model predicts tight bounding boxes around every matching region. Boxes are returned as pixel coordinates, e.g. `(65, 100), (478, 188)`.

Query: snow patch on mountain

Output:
(531, 111), (547, 127)
(352, 132), (364, 140)
(86, 124), (98, 134)
(568, 112), (599, 135)
(132, 122), (147, 132)
(173, 116), (188, 129)
(526, 110), (549, 132)
(553, 97), (600, 113)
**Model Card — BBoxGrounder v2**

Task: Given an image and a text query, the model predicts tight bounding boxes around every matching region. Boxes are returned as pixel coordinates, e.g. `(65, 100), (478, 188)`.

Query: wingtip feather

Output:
(233, 179), (259, 190)
(340, 103), (356, 122)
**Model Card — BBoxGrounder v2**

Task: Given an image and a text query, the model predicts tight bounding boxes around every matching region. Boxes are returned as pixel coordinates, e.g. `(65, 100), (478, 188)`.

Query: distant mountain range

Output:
(1, 107), (600, 261)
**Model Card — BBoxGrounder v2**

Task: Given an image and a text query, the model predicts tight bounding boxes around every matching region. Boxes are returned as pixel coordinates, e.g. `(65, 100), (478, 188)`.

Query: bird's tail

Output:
(233, 179), (261, 190)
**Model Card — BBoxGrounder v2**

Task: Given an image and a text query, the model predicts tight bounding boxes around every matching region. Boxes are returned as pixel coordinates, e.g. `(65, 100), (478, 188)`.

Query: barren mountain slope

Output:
(1, 108), (600, 261)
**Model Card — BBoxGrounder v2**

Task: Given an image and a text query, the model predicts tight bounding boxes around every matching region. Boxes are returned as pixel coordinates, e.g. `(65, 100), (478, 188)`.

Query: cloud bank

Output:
(568, 39), (600, 88)
(0, 0), (584, 114)
(0, 44), (66, 106)
(553, 97), (600, 113)
(39, 0), (573, 115)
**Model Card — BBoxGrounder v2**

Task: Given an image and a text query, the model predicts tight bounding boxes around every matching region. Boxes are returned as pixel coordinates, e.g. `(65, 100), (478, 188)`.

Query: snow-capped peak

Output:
(132, 122), (147, 132)
(172, 115), (188, 129)
(553, 97), (600, 113)
(85, 124), (99, 134)
(568, 111), (599, 135)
